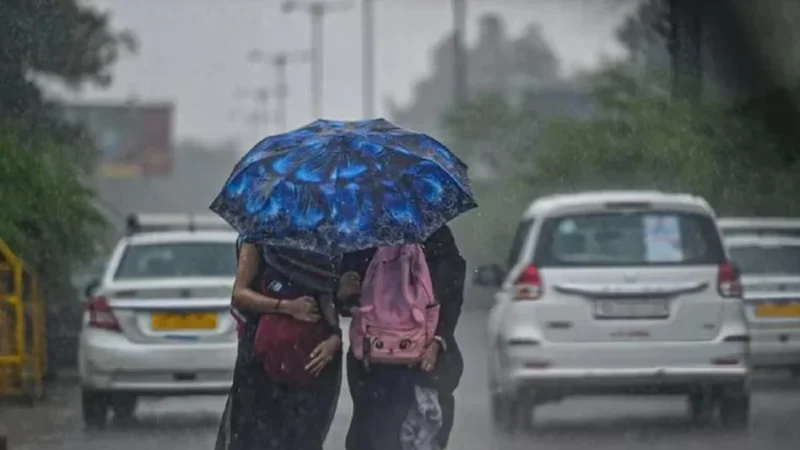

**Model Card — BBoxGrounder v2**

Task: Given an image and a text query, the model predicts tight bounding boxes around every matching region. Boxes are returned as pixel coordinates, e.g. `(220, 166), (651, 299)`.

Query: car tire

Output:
(82, 390), (109, 428)
(112, 395), (138, 423)
(688, 391), (715, 423)
(718, 390), (750, 430)
(491, 393), (517, 434)
(491, 393), (534, 434)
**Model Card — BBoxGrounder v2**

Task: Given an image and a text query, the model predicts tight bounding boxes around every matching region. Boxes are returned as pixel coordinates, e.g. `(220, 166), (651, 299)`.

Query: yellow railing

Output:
(0, 239), (46, 401)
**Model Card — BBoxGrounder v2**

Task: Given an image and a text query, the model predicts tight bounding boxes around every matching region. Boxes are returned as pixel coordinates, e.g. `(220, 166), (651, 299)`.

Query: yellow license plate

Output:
(151, 312), (217, 330)
(755, 303), (800, 318)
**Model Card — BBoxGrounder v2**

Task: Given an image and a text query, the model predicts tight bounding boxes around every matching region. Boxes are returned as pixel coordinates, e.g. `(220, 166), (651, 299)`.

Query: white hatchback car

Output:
(473, 191), (750, 432)
(78, 214), (238, 427)
(725, 235), (800, 375)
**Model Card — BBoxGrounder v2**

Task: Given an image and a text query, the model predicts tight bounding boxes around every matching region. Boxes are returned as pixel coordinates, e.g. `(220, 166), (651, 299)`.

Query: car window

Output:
(114, 242), (237, 279)
(506, 219), (535, 268)
(729, 245), (800, 276)
(535, 212), (724, 267)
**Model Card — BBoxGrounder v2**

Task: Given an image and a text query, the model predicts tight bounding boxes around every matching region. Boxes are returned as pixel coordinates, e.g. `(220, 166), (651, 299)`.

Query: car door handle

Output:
(546, 321), (573, 329)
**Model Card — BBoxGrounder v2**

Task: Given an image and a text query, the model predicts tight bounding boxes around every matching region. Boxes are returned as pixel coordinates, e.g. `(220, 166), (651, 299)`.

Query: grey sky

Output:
(68, 0), (633, 145)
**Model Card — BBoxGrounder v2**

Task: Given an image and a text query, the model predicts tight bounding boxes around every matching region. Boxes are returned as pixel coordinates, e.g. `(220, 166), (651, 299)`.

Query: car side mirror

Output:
(84, 279), (101, 299)
(473, 264), (505, 287)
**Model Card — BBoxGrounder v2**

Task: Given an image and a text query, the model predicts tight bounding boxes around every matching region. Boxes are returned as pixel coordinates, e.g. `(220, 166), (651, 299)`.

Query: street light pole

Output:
(362, 0), (375, 118)
(451, 0), (468, 103)
(310, 3), (325, 119)
(282, 1), (354, 119)
(275, 55), (290, 131)
(248, 49), (312, 132)
(234, 87), (271, 135)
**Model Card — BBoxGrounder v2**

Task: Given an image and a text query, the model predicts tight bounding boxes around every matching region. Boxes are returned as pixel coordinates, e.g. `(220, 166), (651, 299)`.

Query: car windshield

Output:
(729, 245), (800, 276)
(536, 212), (725, 267)
(114, 242), (236, 279)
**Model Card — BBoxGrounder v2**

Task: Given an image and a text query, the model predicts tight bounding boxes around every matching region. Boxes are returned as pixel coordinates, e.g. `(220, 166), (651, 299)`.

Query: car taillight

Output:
(718, 262), (743, 298)
(86, 296), (122, 331)
(513, 265), (543, 300)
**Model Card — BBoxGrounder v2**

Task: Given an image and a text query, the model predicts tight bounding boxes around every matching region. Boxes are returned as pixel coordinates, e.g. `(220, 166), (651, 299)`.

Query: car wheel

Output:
(491, 393), (516, 434)
(491, 393), (534, 434)
(718, 390), (750, 430)
(520, 403), (536, 433)
(688, 391), (715, 423)
(82, 390), (109, 428)
(112, 395), (137, 423)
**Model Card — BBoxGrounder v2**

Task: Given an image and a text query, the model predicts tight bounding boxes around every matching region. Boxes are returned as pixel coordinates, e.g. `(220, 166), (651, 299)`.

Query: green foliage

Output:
(442, 91), (540, 173)
(442, 75), (800, 266)
(0, 121), (107, 272)
(536, 97), (799, 215)
(441, 92), (543, 263)
(0, 0), (132, 282)
(0, 0), (136, 88)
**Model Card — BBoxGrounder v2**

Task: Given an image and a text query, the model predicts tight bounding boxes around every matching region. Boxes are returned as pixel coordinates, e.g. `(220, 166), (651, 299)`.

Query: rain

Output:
(3, 1), (800, 450)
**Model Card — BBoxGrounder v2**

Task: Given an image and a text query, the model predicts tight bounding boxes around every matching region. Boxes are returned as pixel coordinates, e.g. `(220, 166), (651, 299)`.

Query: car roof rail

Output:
(125, 213), (232, 235)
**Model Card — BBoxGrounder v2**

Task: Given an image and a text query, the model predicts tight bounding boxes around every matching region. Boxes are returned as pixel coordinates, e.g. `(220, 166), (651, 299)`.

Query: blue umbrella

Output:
(210, 118), (477, 255)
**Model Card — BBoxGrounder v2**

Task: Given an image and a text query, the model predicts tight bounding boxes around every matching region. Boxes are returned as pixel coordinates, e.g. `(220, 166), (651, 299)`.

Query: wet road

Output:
(3, 311), (800, 450)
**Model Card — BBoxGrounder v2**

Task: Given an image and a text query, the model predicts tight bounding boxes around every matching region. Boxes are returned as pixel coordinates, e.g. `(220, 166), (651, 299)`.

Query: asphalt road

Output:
(3, 311), (800, 450)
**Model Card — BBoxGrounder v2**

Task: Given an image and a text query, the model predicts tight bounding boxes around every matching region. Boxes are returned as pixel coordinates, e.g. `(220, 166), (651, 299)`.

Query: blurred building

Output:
(388, 14), (575, 138)
(59, 101), (175, 178)
(93, 139), (242, 241)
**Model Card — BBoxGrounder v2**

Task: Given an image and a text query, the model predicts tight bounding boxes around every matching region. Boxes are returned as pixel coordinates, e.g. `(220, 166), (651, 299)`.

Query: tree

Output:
(0, 0), (136, 116)
(441, 91), (541, 173)
(0, 0), (134, 253)
(616, 0), (670, 70)
(0, 122), (106, 270)
(588, 0), (672, 110)
(439, 90), (546, 263)
(535, 97), (799, 215)
(0, 0), (134, 372)
(441, 0), (800, 267)
(1, 0), (134, 310)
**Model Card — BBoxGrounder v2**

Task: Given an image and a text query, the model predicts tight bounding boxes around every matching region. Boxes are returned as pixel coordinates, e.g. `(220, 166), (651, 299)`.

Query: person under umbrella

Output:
(210, 118), (477, 450)
(339, 224), (466, 450)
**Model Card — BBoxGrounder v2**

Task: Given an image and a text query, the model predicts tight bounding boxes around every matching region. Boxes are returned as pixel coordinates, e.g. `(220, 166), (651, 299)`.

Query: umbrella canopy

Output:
(210, 118), (477, 255)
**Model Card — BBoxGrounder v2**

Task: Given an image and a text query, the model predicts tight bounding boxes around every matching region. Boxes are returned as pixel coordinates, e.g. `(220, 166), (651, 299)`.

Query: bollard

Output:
(0, 433), (7, 450)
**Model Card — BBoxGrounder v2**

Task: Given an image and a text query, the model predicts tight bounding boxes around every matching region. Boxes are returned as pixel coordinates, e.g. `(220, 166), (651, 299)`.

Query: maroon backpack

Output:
(252, 279), (329, 387)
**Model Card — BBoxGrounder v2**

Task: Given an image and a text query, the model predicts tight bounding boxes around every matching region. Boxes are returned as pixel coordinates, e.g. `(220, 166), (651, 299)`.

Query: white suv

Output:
(474, 191), (750, 432)
(78, 214), (238, 427)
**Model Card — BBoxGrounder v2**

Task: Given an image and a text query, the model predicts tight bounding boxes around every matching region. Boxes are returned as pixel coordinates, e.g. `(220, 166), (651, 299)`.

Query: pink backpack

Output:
(350, 244), (440, 365)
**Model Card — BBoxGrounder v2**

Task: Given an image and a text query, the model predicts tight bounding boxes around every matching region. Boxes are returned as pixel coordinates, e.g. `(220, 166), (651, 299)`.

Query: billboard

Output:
(60, 102), (175, 178)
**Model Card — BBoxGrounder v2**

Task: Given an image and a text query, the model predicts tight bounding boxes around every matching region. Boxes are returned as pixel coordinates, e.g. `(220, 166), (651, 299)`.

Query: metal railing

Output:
(0, 239), (46, 402)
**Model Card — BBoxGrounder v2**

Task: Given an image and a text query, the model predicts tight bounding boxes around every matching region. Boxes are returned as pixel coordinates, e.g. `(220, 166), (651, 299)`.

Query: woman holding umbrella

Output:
(210, 119), (476, 450)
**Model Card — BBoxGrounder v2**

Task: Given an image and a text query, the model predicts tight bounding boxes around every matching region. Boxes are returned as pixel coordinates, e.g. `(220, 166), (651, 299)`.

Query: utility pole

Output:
(362, 0), (375, 118)
(249, 50), (312, 132)
(451, 0), (468, 104)
(282, 1), (354, 119)
(234, 87), (271, 135)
